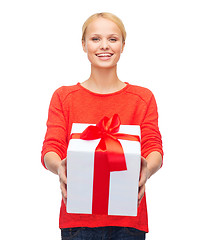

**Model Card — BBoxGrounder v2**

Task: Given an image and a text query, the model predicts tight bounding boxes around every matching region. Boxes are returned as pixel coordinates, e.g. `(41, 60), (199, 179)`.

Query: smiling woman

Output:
(41, 12), (163, 240)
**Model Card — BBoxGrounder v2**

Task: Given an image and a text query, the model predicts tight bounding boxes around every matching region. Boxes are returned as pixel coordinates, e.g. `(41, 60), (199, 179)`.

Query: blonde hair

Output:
(82, 12), (126, 43)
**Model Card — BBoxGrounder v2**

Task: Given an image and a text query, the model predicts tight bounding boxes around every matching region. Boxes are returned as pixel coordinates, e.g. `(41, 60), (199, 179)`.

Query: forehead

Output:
(86, 18), (122, 36)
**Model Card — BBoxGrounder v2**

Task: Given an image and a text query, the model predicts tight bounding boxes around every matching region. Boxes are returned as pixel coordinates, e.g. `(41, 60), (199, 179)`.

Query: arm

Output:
(41, 88), (68, 204)
(138, 92), (163, 204)
(146, 151), (163, 179)
(41, 88), (68, 169)
(44, 151), (62, 175)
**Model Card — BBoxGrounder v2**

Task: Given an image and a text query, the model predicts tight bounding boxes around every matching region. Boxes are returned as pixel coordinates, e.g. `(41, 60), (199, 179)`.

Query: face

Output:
(82, 18), (125, 69)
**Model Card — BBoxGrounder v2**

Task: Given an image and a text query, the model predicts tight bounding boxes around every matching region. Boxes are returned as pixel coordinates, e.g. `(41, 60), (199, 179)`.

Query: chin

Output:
(93, 63), (117, 69)
(92, 60), (119, 69)
(88, 56), (120, 69)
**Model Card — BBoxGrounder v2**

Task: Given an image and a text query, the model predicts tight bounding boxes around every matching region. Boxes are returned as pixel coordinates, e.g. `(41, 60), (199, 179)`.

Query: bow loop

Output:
(80, 125), (101, 140)
(96, 114), (121, 134)
(80, 114), (121, 140)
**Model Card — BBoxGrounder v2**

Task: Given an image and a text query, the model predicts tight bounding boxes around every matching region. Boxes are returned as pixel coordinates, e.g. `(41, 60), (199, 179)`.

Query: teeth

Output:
(97, 53), (112, 57)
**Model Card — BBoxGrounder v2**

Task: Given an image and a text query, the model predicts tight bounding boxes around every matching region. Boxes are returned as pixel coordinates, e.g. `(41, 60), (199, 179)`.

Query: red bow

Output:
(80, 114), (127, 172)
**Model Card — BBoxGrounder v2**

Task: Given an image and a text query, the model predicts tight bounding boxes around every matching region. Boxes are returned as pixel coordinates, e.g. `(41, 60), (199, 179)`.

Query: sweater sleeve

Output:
(41, 88), (68, 169)
(140, 93), (163, 160)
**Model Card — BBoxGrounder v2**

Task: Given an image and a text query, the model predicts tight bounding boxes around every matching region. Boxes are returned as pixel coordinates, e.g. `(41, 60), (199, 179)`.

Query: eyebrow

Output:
(90, 33), (120, 38)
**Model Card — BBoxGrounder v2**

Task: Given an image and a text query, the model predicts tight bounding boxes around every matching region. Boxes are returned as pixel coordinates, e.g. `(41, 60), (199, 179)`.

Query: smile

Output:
(95, 53), (114, 57)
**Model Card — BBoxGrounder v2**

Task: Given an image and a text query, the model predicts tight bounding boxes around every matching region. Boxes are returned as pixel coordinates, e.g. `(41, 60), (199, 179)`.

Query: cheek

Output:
(86, 43), (97, 54)
(85, 43), (97, 63)
(112, 43), (123, 53)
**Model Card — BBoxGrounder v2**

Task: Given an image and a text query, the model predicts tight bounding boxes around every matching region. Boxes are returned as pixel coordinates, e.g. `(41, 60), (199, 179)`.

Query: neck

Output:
(82, 65), (125, 94)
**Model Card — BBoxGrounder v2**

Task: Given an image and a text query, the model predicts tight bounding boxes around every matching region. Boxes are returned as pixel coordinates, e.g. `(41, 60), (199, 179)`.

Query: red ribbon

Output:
(70, 114), (140, 215)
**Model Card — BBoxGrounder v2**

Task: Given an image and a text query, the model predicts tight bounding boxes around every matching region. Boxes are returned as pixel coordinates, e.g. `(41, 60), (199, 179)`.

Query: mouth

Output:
(95, 53), (114, 60)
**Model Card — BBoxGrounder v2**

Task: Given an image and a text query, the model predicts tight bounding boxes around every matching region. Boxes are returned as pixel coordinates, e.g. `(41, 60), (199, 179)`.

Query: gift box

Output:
(67, 114), (141, 216)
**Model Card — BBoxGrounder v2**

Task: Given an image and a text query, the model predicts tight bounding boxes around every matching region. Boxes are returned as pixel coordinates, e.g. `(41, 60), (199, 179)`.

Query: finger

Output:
(138, 190), (145, 206)
(138, 198), (142, 206)
(62, 158), (67, 168)
(61, 190), (67, 206)
(139, 156), (148, 187)
(139, 173), (146, 187)
(59, 158), (67, 205)
(63, 197), (67, 205)
(141, 156), (147, 167)
(60, 172), (67, 185)
(60, 158), (67, 175)
(138, 184), (145, 203)
(60, 182), (67, 200)
(58, 165), (67, 185)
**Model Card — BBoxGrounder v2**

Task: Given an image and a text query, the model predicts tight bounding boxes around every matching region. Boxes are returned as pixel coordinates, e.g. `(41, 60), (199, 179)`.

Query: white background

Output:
(0, 0), (208, 239)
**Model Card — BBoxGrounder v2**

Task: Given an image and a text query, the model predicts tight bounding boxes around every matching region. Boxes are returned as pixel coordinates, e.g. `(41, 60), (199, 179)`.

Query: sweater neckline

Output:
(77, 82), (130, 97)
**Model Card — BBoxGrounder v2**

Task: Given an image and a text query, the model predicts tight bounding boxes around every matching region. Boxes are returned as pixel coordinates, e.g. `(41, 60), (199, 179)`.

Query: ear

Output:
(82, 40), (87, 53)
(121, 41), (125, 53)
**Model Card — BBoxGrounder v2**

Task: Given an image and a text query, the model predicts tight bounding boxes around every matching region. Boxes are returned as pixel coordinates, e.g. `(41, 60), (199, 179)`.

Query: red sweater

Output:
(41, 82), (163, 232)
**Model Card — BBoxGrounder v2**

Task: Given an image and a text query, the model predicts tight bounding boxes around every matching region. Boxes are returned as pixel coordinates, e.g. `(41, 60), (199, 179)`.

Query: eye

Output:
(92, 37), (100, 42)
(109, 38), (117, 42)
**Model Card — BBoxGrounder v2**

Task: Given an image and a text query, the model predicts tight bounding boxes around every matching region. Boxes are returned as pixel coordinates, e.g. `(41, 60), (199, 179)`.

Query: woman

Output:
(41, 12), (163, 240)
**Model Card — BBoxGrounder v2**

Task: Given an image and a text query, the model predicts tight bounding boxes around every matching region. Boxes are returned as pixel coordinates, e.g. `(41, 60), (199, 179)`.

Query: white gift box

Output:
(67, 123), (141, 216)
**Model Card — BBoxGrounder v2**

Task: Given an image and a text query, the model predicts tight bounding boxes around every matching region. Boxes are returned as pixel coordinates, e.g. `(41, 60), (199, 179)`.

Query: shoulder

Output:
(54, 84), (80, 96)
(125, 84), (154, 104)
(52, 84), (81, 101)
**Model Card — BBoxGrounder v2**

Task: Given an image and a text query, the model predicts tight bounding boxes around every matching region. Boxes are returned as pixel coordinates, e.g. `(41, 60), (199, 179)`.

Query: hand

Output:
(57, 158), (67, 205)
(138, 156), (150, 206)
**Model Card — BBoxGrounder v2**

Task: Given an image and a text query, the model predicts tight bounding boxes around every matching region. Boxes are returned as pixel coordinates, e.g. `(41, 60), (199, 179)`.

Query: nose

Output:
(100, 38), (109, 50)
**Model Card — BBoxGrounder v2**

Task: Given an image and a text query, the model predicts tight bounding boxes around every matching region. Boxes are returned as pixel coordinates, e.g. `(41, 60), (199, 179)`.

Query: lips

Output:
(96, 53), (114, 57)
(95, 53), (114, 61)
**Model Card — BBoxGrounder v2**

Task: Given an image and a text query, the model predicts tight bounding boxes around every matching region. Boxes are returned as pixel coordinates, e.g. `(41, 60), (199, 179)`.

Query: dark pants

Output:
(61, 226), (146, 240)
